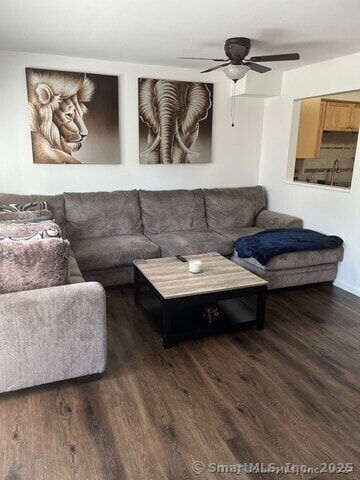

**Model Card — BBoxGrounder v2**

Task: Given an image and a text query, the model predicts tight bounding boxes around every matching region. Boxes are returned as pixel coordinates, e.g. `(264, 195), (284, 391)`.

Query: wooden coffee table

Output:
(133, 253), (267, 348)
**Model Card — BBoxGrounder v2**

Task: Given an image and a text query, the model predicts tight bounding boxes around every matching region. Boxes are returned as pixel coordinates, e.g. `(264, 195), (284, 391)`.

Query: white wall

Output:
(0, 51), (264, 193)
(3, 49), (359, 295)
(259, 52), (360, 295)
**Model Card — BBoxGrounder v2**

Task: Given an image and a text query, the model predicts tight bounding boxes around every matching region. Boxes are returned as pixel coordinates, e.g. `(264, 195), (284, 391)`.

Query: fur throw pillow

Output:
(0, 209), (53, 222)
(0, 220), (60, 240)
(0, 238), (70, 293)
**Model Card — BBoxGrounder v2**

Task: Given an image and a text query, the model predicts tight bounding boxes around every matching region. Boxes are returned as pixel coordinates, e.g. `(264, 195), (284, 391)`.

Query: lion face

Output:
(26, 69), (95, 162)
(53, 95), (89, 154)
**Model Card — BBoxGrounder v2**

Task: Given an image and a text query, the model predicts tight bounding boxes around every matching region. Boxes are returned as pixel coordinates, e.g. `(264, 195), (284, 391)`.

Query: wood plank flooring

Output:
(0, 284), (359, 479)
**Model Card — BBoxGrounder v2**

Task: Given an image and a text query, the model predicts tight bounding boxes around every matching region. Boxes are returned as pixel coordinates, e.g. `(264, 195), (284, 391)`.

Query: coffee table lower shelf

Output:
(137, 290), (264, 348)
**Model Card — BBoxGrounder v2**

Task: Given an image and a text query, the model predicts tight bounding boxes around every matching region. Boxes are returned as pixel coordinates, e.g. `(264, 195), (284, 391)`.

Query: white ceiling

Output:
(1, 0), (360, 73)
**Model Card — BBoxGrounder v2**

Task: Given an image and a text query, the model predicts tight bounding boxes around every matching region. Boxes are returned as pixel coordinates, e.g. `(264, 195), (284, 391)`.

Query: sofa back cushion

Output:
(0, 194), (66, 235)
(139, 189), (207, 234)
(64, 190), (142, 240)
(203, 186), (267, 229)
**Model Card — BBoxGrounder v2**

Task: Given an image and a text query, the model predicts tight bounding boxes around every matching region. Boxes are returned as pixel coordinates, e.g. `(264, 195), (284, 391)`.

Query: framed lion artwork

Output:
(25, 67), (120, 164)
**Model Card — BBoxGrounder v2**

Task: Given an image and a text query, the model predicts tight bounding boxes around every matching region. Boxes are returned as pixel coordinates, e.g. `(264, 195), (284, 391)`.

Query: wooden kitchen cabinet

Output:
(296, 98), (326, 158)
(296, 98), (360, 159)
(323, 100), (360, 132)
(349, 103), (360, 130)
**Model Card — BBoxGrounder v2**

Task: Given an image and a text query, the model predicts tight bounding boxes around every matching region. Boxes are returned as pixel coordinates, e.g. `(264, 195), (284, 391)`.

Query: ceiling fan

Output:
(180, 38), (300, 127)
(179, 37), (300, 79)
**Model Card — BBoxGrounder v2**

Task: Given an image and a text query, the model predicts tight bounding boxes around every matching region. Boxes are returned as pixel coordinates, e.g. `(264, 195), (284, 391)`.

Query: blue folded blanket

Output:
(235, 228), (343, 265)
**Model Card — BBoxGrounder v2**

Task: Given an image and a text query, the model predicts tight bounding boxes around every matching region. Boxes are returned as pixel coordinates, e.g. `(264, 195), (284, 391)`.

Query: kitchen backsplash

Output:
(294, 131), (358, 187)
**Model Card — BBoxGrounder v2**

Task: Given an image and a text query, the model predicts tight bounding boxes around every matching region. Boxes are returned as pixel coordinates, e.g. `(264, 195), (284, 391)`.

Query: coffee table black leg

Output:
(134, 267), (140, 305)
(162, 302), (174, 349)
(256, 286), (267, 330)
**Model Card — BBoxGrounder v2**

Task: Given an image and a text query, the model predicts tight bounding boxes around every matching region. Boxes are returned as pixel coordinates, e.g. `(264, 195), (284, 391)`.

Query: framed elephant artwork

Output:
(25, 67), (120, 164)
(138, 78), (213, 164)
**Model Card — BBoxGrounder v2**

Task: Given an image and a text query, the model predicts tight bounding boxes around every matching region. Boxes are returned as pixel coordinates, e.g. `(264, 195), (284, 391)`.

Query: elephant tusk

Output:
(175, 132), (200, 157)
(140, 134), (161, 156)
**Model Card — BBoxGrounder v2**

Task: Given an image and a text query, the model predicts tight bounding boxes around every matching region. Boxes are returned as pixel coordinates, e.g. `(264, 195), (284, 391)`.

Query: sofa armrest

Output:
(0, 282), (107, 393)
(254, 209), (303, 229)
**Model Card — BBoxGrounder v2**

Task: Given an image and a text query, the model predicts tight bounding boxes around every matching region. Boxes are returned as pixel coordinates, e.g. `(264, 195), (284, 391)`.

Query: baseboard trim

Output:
(333, 279), (360, 297)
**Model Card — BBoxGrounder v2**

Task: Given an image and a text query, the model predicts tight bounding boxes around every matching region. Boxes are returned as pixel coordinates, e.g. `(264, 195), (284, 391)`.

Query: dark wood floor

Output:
(0, 284), (359, 480)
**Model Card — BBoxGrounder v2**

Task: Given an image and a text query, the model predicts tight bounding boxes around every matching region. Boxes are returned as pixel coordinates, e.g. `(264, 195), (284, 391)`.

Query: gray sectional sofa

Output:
(0, 186), (344, 392)
(0, 186), (344, 289)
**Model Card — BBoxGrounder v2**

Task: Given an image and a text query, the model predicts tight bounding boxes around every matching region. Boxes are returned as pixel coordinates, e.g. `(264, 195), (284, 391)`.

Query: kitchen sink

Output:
(316, 180), (350, 188)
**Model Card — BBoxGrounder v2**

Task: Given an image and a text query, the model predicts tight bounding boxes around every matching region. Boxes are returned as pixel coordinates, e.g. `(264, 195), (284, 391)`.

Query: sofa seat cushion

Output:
(203, 186), (266, 229)
(71, 235), (161, 271)
(83, 266), (134, 287)
(232, 246), (344, 271)
(64, 190), (142, 240)
(147, 230), (233, 257)
(139, 189), (207, 234)
(213, 227), (264, 241)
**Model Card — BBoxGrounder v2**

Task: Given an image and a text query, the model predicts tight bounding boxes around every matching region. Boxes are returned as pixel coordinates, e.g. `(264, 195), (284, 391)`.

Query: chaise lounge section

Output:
(231, 248), (344, 290)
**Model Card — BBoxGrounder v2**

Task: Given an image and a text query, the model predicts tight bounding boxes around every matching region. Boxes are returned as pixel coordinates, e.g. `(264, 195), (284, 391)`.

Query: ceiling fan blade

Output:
(245, 62), (272, 73)
(178, 56), (228, 62)
(201, 62), (231, 73)
(249, 53), (300, 62)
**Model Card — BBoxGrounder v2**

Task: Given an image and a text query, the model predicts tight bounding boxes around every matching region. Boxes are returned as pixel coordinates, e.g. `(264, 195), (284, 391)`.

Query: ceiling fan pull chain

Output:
(231, 80), (237, 127)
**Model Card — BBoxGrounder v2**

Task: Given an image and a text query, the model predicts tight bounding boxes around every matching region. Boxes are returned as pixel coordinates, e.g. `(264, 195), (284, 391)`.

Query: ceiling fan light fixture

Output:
(223, 64), (250, 81)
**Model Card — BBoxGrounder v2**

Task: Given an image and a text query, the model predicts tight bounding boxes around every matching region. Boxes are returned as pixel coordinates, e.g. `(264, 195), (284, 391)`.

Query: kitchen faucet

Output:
(330, 159), (341, 186)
